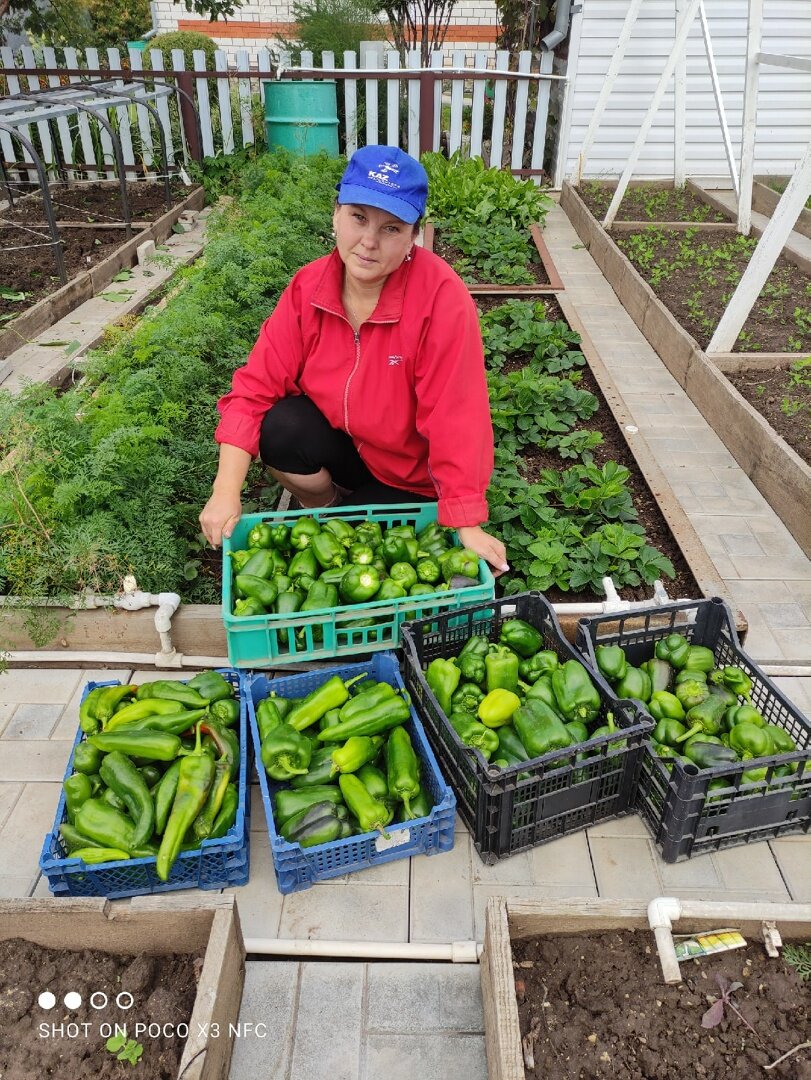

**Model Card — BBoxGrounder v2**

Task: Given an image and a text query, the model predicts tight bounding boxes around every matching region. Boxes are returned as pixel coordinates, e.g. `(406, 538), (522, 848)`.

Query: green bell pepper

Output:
(376, 579), (407, 601)
(269, 523), (292, 553)
(614, 666), (652, 703)
(233, 597), (266, 618)
(322, 518), (356, 547)
(448, 711), (500, 760)
(589, 713), (623, 751)
(186, 671), (233, 704)
(210, 697), (240, 729)
(234, 574), (278, 608)
(651, 717), (689, 747)
(311, 531), (347, 570)
(485, 646), (519, 694)
(288, 546), (319, 582)
(135, 680), (209, 708)
(675, 678), (709, 711)
(763, 724), (796, 754)
(496, 724), (529, 761)
(676, 695), (728, 742)
(711, 665), (753, 702)
(290, 745), (337, 788)
(526, 674), (558, 712)
(456, 635), (489, 684)
(641, 658), (673, 694)
(381, 533), (419, 568)
(565, 720), (589, 744)
(682, 738), (738, 769)
(513, 699), (572, 758)
(242, 547), (287, 579)
(675, 668), (707, 686)
(389, 562), (418, 590)
(340, 565), (381, 603)
(518, 651), (559, 684)
(354, 521), (383, 548)
(261, 723), (313, 781)
(73, 742), (103, 775)
(499, 619), (543, 659)
(551, 661), (601, 723)
(654, 633), (691, 669)
(728, 722), (774, 760)
(275, 588), (305, 615)
(440, 547), (479, 583)
(647, 691), (685, 722)
(682, 645), (715, 673)
(478, 689), (521, 728)
(724, 705), (766, 731)
(290, 516), (321, 550)
(426, 657), (462, 715)
(595, 644), (627, 684)
(451, 682), (485, 715)
(247, 522), (274, 550)
(348, 542), (375, 566)
(416, 557), (442, 585)
(228, 548), (258, 574)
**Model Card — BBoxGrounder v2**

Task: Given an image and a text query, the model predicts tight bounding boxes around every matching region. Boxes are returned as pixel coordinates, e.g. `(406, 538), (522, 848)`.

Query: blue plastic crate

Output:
(39, 671), (251, 899)
(249, 652), (456, 894)
(222, 502), (495, 666)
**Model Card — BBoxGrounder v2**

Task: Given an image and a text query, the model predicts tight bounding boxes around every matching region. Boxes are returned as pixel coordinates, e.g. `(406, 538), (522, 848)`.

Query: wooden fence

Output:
(0, 45), (564, 181)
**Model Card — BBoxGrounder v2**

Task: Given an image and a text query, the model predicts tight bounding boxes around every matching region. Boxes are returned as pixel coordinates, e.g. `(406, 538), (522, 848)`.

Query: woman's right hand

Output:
(199, 490), (242, 549)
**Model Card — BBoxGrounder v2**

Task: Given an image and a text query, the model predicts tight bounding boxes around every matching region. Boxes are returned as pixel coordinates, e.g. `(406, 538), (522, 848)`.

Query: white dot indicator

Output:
(64, 992), (82, 1010)
(38, 992), (56, 1010)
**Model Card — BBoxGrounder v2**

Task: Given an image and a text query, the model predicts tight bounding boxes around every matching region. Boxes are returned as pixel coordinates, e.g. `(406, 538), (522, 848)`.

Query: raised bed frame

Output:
(561, 179), (811, 562)
(0, 893), (245, 1080)
(423, 221), (564, 295)
(0, 183), (205, 363)
(480, 895), (811, 1080)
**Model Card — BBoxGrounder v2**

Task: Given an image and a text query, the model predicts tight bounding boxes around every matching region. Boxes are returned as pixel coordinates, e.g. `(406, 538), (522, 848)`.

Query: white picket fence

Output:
(0, 45), (562, 179)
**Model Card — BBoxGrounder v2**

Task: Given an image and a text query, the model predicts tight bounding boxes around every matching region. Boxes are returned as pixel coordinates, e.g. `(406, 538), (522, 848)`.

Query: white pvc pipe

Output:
(647, 896), (683, 984)
(4, 651), (228, 668)
(243, 938), (482, 963)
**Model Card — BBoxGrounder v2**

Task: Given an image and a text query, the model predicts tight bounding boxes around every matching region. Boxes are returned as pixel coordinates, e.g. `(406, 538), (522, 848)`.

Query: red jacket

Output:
(215, 246), (494, 527)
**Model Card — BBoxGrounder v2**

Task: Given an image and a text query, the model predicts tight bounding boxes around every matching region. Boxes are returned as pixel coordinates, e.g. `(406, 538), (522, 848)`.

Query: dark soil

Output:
(1, 180), (189, 225)
(727, 364), (811, 467)
(579, 183), (729, 223)
(433, 233), (550, 285)
(0, 223), (146, 319)
(613, 227), (811, 353)
(513, 930), (810, 1080)
(0, 937), (202, 1080)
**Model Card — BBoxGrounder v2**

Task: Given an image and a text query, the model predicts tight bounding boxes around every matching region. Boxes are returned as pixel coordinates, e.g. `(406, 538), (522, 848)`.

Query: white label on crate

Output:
(375, 827), (411, 853)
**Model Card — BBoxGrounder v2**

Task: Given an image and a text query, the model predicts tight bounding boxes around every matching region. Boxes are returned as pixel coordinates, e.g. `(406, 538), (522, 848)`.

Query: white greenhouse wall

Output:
(563, 0), (811, 181)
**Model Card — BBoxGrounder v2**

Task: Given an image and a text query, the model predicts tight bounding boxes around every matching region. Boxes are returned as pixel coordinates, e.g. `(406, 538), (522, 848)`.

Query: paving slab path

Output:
(2, 199), (810, 1079)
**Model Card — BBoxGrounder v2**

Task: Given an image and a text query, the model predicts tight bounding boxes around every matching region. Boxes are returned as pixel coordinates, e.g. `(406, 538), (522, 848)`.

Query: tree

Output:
(494, 0), (556, 54)
(372, 0), (458, 64)
(0, 0), (244, 47)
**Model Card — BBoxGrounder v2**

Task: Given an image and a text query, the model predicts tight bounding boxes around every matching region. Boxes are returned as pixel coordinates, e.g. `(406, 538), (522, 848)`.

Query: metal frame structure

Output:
(708, 1), (811, 352)
(0, 77), (197, 285)
(569, 0), (740, 226)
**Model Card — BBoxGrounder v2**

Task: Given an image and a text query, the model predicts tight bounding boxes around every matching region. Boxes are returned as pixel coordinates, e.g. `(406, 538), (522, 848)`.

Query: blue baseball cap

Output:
(336, 145), (428, 225)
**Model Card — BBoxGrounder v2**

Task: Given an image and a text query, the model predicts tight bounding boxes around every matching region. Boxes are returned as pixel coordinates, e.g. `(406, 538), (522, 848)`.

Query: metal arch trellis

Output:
(0, 121), (66, 283)
(0, 76), (200, 288)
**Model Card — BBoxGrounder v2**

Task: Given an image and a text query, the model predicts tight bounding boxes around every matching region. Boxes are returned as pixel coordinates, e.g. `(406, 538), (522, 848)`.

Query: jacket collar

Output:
(311, 247), (413, 323)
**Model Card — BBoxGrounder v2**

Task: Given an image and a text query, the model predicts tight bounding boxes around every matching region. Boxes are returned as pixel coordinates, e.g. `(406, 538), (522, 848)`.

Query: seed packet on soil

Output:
(673, 928), (747, 962)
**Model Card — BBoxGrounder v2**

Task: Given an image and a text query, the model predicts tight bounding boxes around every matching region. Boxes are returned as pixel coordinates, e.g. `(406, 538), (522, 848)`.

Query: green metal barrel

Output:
(263, 80), (339, 157)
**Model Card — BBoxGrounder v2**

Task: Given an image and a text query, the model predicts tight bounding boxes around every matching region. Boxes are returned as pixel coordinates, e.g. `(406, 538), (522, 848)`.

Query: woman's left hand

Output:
(456, 525), (510, 577)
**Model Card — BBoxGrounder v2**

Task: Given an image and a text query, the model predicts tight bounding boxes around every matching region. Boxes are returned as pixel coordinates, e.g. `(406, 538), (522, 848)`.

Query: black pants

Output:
(258, 395), (432, 508)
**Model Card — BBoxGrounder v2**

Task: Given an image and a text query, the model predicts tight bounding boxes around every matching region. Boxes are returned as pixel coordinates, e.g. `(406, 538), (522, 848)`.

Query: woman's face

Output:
(333, 203), (414, 289)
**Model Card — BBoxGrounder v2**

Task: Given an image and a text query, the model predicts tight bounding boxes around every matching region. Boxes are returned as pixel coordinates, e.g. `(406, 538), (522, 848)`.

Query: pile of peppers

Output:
(228, 515), (482, 632)
(594, 633), (800, 789)
(61, 672), (242, 879)
(257, 674), (432, 847)
(423, 619), (614, 769)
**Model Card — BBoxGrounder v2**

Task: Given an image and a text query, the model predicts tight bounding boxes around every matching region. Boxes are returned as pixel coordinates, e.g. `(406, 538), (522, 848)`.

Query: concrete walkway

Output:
(1, 200), (810, 1079)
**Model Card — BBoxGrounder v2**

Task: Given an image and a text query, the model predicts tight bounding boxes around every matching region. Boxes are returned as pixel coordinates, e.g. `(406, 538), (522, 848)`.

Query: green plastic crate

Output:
(222, 502), (495, 666)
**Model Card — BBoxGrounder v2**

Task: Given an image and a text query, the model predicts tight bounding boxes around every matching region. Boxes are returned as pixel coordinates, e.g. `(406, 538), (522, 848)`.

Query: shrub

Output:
(277, 0), (386, 63)
(149, 30), (218, 70)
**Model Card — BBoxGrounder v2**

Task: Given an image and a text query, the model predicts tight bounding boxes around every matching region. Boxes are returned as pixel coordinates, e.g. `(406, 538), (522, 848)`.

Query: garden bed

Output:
(1, 180), (190, 225)
(751, 177), (811, 241)
(577, 180), (729, 224)
(480, 896), (811, 1080)
(0, 894), (245, 1080)
(560, 179), (811, 562)
(0, 185), (204, 362)
(425, 221), (564, 294)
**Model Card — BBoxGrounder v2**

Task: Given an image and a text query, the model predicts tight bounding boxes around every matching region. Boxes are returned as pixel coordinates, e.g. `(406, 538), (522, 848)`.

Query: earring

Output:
(405, 249), (412, 262)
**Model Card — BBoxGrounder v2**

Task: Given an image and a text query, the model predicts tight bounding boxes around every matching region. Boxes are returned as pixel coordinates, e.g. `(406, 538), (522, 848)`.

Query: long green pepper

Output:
(156, 724), (215, 881)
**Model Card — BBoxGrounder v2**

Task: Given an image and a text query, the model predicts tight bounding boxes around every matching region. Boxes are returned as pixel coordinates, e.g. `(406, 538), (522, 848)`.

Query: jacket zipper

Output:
(343, 327), (361, 436)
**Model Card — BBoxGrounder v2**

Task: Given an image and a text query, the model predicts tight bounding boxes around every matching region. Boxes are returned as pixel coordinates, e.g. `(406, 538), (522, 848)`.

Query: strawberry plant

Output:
(479, 299), (585, 373)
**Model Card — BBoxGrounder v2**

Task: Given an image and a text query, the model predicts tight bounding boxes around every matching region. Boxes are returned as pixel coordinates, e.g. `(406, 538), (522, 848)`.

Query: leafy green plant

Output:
(443, 220), (538, 285)
(149, 30), (218, 69)
(106, 1032), (143, 1065)
(423, 151), (553, 231)
(783, 943), (811, 981)
(479, 299), (585, 373)
(276, 0), (385, 61)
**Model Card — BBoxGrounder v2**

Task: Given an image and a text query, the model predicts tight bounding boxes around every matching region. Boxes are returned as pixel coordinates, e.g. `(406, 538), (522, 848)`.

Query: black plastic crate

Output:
(575, 597), (811, 861)
(400, 592), (652, 863)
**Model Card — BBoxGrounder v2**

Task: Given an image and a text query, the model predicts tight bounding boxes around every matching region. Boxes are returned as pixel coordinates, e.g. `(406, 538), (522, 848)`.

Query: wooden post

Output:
(176, 70), (203, 161)
(419, 70), (435, 155)
(738, 0), (764, 235)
